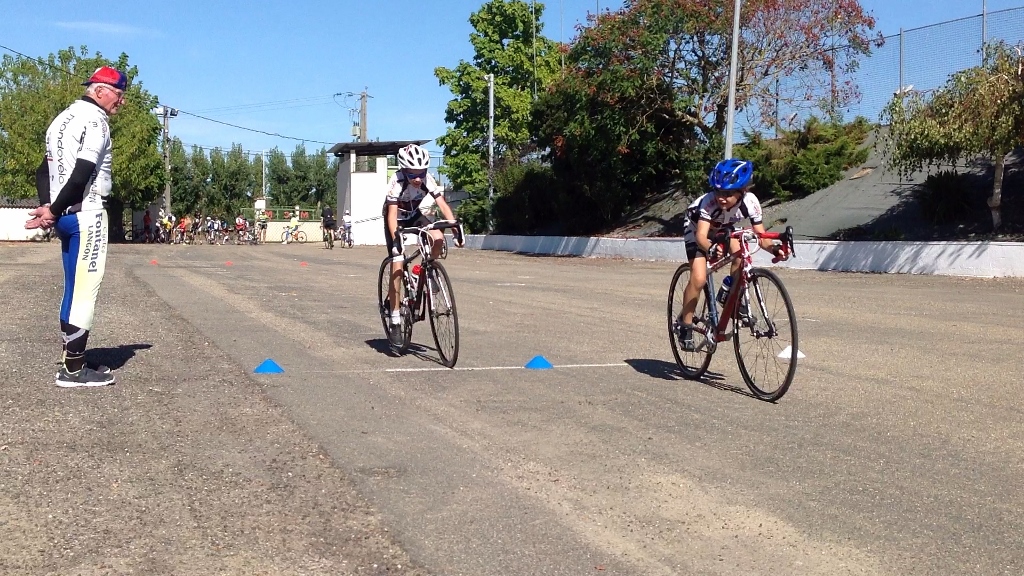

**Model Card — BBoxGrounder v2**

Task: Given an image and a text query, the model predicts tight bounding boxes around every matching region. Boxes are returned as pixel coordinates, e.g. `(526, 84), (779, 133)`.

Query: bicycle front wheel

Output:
(733, 268), (799, 401)
(668, 263), (715, 379)
(378, 258), (412, 352)
(426, 262), (459, 368)
(294, 231), (307, 244)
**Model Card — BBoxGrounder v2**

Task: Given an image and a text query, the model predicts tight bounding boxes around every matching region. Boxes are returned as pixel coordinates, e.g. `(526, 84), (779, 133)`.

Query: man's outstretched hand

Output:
(25, 205), (56, 230)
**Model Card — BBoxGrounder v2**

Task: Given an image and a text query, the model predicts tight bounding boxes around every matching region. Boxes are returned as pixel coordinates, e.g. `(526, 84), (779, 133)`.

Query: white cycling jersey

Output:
(45, 98), (112, 213)
(382, 172), (441, 221)
(683, 192), (764, 243)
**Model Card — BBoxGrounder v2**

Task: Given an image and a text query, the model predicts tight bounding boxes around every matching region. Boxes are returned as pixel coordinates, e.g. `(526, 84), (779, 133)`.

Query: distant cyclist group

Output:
(132, 209), (265, 245)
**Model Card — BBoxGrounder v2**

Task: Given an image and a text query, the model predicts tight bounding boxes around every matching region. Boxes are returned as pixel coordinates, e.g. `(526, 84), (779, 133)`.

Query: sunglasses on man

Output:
(405, 169), (427, 180)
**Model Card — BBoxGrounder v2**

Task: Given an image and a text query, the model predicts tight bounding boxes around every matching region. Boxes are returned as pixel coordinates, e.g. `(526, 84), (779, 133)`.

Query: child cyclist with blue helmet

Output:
(675, 159), (788, 351)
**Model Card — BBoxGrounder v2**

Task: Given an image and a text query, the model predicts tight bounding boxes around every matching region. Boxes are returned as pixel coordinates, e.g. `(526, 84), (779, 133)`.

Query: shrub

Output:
(737, 116), (872, 201)
(917, 171), (972, 225)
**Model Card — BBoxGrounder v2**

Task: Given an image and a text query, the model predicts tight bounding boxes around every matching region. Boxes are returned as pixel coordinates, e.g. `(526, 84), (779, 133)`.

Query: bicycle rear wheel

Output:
(668, 263), (714, 379)
(324, 230), (334, 249)
(733, 268), (799, 401)
(426, 262), (459, 367)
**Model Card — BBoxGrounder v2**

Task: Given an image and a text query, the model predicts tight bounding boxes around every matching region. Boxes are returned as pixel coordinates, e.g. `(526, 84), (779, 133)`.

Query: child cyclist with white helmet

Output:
(384, 144), (464, 341)
(675, 159), (788, 351)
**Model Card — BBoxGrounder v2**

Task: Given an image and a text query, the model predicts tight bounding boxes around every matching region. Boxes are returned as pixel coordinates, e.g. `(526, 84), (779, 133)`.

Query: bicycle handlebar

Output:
(396, 219), (459, 235)
(719, 225), (796, 264)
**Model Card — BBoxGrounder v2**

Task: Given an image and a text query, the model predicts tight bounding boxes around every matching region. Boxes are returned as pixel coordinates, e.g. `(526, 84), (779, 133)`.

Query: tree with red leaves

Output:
(571, 0), (880, 140)
(528, 0), (880, 233)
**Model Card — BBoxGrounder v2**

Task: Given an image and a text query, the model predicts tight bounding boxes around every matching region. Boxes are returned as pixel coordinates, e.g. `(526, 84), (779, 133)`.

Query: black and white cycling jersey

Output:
(683, 192), (764, 243)
(44, 98), (112, 213)
(382, 172), (441, 222)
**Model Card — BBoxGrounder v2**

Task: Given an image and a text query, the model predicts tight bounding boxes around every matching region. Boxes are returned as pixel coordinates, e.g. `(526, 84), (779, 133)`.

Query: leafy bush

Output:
(492, 162), (564, 234)
(917, 170), (972, 225)
(737, 116), (872, 200)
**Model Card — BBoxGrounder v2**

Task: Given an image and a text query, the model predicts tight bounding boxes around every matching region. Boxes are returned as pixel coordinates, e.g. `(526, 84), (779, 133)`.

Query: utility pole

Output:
(359, 90), (369, 142)
(153, 106), (178, 212)
(486, 73), (495, 232)
(262, 150), (267, 200)
(532, 0), (538, 100)
(982, 0), (988, 56)
(723, 0), (742, 159)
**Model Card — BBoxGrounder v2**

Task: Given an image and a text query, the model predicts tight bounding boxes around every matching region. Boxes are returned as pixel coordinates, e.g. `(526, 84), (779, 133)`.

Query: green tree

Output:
(187, 145), (213, 215)
(435, 0), (562, 230)
(168, 138), (197, 215)
(208, 148), (229, 216)
(307, 148), (338, 208)
(528, 0), (878, 233)
(223, 144), (254, 215)
(0, 46), (163, 207)
(573, 0), (879, 142)
(266, 148), (294, 206)
(880, 42), (1023, 230)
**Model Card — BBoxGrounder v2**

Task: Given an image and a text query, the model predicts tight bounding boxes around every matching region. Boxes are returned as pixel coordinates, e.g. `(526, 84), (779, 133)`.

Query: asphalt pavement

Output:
(3, 240), (1024, 575)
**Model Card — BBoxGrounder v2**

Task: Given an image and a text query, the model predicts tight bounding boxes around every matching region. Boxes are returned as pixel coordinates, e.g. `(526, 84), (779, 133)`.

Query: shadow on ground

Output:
(85, 343), (152, 370)
(365, 339), (447, 367)
(625, 358), (761, 399)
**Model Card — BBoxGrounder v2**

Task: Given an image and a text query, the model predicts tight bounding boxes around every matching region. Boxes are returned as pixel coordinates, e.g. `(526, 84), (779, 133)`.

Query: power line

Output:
(191, 94), (337, 115)
(0, 43), (340, 147)
(177, 141), (337, 160)
(172, 108), (335, 145)
(0, 43), (88, 83)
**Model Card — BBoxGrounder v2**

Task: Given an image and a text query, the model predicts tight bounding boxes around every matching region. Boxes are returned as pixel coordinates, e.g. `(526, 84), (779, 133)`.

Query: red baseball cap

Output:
(82, 66), (128, 91)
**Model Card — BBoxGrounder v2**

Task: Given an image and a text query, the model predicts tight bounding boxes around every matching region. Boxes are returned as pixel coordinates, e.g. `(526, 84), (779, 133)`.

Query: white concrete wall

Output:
(338, 154), (389, 246)
(267, 221), (322, 243)
(465, 235), (1024, 278)
(0, 208), (49, 241)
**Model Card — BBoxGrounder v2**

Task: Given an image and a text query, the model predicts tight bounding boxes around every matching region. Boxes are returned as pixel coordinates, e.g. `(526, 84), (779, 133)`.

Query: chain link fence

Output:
(751, 7), (1024, 138)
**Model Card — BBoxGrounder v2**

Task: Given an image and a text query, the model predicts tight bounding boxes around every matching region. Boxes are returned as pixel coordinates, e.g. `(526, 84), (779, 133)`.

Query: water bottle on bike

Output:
(716, 275), (733, 304)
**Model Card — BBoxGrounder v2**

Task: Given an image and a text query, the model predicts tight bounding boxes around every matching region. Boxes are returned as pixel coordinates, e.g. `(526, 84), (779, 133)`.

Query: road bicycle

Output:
(667, 226), (799, 401)
(281, 227), (307, 244)
(236, 227), (258, 245)
(337, 226), (354, 248)
(377, 220), (460, 367)
(322, 224), (335, 249)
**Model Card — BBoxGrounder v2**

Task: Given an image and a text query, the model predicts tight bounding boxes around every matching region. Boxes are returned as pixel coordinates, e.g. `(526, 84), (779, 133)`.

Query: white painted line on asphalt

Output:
(385, 362), (628, 373)
(289, 363), (630, 374)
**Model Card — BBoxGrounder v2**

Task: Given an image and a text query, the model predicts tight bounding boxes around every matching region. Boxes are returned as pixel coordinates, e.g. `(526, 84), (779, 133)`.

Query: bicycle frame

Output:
(703, 226), (796, 344)
(395, 220), (459, 323)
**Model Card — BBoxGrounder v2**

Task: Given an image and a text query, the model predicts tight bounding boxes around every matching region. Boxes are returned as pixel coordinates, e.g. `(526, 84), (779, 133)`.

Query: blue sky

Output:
(1, 0), (1019, 161)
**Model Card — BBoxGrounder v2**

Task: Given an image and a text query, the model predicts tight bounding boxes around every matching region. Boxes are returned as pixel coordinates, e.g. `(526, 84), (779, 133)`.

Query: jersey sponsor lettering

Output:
(45, 99), (112, 212)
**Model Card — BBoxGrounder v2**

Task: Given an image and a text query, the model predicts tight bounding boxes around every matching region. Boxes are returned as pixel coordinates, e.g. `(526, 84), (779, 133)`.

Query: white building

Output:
(330, 140), (448, 246)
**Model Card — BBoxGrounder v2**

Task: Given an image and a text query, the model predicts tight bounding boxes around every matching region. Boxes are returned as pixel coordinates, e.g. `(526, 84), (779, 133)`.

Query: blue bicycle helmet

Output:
(709, 159), (754, 191)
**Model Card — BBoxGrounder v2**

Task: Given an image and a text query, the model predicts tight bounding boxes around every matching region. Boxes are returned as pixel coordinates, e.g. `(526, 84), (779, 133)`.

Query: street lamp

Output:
(485, 73), (495, 232)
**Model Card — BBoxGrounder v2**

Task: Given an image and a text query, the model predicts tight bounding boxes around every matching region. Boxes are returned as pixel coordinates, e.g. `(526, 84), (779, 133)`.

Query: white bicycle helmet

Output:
(397, 144), (430, 170)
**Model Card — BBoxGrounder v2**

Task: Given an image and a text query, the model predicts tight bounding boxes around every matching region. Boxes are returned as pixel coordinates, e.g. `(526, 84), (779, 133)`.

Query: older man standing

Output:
(25, 65), (126, 387)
